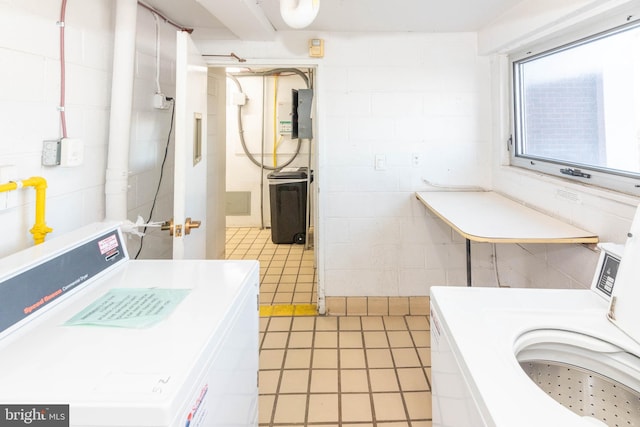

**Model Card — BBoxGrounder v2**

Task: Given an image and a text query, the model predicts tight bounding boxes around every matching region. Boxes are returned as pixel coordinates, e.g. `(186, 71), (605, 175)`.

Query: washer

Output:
(0, 222), (259, 427)
(431, 211), (640, 427)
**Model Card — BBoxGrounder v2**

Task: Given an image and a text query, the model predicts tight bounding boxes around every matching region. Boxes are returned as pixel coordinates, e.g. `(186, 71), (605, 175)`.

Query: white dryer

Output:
(431, 210), (640, 426)
(0, 222), (259, 427)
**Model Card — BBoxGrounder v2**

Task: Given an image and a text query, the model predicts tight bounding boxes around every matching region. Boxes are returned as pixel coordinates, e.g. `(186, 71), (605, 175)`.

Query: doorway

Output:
(216, 65), (319, 309)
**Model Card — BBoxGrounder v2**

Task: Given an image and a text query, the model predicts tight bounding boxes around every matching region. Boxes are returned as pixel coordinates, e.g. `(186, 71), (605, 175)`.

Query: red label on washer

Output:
(98, 235), (119, 255)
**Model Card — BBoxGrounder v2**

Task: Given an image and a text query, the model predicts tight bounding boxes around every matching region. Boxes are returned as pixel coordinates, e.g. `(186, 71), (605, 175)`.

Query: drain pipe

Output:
(105, 0), (138, 221)
(0, 177), (53, 245)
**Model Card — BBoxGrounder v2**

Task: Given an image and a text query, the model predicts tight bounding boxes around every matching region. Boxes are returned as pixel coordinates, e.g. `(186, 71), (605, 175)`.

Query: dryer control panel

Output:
(0, 224), (127, 337)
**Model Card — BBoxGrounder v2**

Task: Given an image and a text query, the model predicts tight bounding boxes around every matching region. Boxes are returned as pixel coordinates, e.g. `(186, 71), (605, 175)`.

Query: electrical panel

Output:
(291, 89), (313, 140)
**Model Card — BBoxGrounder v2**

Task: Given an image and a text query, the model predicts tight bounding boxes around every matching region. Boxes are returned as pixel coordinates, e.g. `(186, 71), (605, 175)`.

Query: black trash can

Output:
(268, 167), (311, 244)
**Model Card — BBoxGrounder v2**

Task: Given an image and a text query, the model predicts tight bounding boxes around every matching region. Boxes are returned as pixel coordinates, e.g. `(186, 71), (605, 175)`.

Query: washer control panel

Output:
(596, 253), (619, 297)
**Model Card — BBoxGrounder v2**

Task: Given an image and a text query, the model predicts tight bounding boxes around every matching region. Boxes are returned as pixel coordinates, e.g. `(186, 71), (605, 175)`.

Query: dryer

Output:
(0, 222), (259, 427)
(431, 211), (640, 426)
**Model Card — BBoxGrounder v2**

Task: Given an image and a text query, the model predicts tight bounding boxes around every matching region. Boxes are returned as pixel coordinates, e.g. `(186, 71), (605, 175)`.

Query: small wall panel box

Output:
(309, 39), (324, 58)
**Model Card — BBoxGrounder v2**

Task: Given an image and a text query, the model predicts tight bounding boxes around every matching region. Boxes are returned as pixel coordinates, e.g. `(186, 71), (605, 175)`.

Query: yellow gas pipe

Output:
(0, 177), (53, 245)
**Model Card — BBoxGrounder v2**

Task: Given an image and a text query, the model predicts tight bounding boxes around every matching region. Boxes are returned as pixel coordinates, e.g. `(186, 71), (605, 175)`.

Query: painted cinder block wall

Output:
(2, 0), (638, 301)
(0, 0), (176, 259)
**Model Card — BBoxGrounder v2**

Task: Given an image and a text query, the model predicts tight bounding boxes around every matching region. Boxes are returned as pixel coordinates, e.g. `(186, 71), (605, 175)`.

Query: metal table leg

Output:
(466, 238), (472, 287)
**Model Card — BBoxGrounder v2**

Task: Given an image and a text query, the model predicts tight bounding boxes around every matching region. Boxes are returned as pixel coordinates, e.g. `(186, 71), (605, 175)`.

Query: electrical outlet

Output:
(375, 154), (386, 170)
(412, 153), (421, 167)
(60, 138), (84, 167)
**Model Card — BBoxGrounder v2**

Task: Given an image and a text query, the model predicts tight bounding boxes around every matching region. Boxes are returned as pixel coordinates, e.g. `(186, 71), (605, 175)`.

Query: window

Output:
(511, 20), (640, 196)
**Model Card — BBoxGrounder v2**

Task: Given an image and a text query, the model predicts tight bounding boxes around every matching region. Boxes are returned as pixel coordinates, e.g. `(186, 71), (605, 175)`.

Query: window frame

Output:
(509, 16), (640, 197)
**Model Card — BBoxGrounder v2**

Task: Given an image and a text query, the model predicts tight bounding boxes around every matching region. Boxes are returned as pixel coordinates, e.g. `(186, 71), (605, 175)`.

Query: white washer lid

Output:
(608, 204), (640, 344)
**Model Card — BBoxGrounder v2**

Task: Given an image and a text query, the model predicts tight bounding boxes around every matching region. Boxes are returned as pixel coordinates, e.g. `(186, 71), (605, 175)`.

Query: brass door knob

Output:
(185, 217), (201, 235)
(161, 219), (174, 236)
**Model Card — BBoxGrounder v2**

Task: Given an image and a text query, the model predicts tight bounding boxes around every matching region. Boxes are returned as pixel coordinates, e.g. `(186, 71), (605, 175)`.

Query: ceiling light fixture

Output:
(280, 0), (319, 29)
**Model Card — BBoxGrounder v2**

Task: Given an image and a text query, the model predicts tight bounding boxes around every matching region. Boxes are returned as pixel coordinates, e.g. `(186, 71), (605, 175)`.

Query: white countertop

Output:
(416, 191), (598, 243)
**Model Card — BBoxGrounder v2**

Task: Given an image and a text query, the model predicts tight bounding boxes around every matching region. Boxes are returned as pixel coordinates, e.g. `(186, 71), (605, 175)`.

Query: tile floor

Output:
(226, 227), (433, 427)
(226, 228), (317, 306)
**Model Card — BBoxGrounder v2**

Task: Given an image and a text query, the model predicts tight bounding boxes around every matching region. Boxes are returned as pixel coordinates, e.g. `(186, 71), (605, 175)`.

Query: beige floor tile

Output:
(295, 282), (315, 292)
(378, 423), (412, 427)
(310, 369), (338, 393)
(411, 330), (431, 347)
(314, 331), (338, 348)
(341, 393), (373, 422)
(411, 421), (433, 427)
(383, 316), (408, 331)
(266, 267), (284, 275)
(262, 332), (289, 349)
(313, 348), (338, 369)
(340, 331), (364, 348)
(404, 391), (432, 420)
(283, 267), (299, 275)
(315, 316), (338, 331)
(259, 349), (285, 369)
(273, 394), (307, 424)
(297, 274), (315, 283)
(417, 347), (431, 367)
(260, 317), (269, 332)
(267, 317), (292, 332)
(366, 348), (394, 368)
(361, 316), (384, 331)
(292, 292), (313, 304)
(363, 331), (388, 348)
(291, 316), (315, 331)
(259, 370), (280, 394)
(258, 394), (275, 424)
(406, 316), (430, 331)
(279, 370), (309, 393)
(288, 331), (313, 348)
(277, 282), (296, 292)
(340, 369), (369, 393)
(259, 293), (274, 305)
(308, 394), (339, 423)
(392, 348), (421, 368)
(340, 349), (366, 369)
(280, 275), (298, 284)
(339, 316), (362, 331)
(397, 367), (429, 391)
(284, 349), (312, 369)
(369, 368), (400, 392)
(387, 330), (414, 347)
(373, 392), (406, 421)
(272, 292), (294, 304)
(260, 282), (278, 293)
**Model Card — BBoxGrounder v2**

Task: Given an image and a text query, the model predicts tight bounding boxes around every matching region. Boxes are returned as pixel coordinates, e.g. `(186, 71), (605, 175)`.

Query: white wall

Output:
(201, 32), (493, 296)
(0, 1), (176, 259)
(0, 1), (114, 257)
(127, 9), (177, 259)
(480, 0), (640, 289)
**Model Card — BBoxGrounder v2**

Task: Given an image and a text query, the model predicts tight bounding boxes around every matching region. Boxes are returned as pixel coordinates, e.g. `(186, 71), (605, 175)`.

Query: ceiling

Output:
(142, 0), (524, 41)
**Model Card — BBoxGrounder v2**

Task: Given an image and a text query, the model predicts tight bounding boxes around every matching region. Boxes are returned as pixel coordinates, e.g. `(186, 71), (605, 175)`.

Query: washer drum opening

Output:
(515, 329), (640, 426)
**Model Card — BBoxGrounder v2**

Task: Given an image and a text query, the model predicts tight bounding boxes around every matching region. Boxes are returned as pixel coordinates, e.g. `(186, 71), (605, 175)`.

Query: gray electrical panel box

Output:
(292, 88), (313, 139)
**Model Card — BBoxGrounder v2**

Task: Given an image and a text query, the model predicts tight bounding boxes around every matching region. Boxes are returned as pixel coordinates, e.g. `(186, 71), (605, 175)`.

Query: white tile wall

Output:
(0, 2), (175, 259)
(1, 1), (633, 300)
